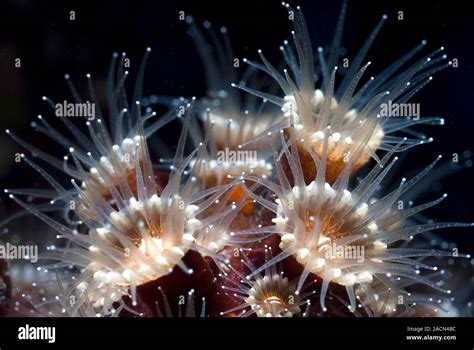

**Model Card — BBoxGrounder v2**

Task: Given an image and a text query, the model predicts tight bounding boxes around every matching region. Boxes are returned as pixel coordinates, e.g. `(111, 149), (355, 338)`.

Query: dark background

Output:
(0, 0), (473, 259)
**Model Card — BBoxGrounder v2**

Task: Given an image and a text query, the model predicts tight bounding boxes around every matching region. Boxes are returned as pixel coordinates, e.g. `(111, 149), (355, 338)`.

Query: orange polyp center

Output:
(198, 172), (256, 216)
(261, 295), (286, 315)
(247, 279), (302, 317)
(80, 165), (170, 249)
(295, 141), (366, 185)
(263, 295), (285, 307)
(228, 184), (254, 215)
(304, 216), (315, 231)
(130, 219), (163, 246)
(84, 162), (140, 201)
(299, 206), (353, 242)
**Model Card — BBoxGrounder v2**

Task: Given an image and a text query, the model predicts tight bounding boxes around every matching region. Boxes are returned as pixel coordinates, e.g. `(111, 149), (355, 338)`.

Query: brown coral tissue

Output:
(0, 0), (473, 330)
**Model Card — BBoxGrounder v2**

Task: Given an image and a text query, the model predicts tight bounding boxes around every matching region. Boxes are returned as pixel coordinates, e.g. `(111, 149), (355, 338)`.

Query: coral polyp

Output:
(236, 128), (472, 312)
(8, 108), (244, 314)
(238, 3), (448, 183)
(220, 249), (313, 317)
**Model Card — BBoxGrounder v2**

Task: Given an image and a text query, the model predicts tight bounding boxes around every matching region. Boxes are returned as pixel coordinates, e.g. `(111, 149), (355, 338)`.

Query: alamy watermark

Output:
(0, 243), (38, 263)
(55, 100), (96, 121)
(380, 100), (420, 120)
